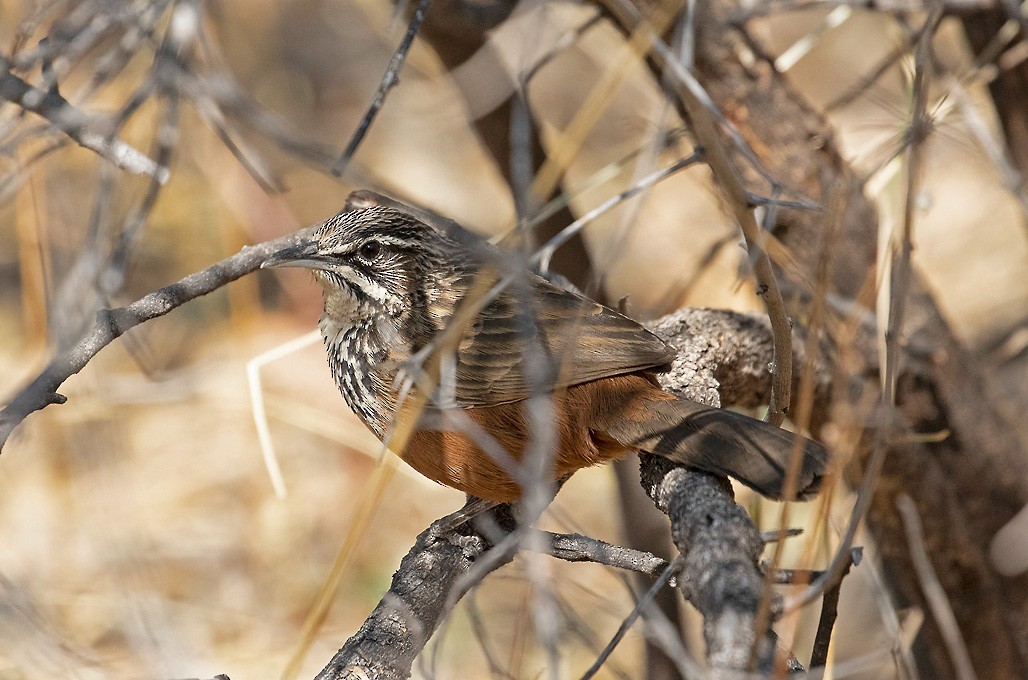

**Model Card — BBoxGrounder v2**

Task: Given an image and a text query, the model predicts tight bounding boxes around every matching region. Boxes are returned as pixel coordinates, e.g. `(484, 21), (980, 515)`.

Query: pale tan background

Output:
(0, 2), (1024, 679)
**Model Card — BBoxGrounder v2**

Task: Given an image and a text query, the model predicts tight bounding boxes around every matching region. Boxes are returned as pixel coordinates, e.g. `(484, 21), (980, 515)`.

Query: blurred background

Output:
(0, 1), (1025, 678)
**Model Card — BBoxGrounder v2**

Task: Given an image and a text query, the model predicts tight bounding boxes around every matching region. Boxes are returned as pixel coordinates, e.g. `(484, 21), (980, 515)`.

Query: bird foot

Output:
(425, 497), (499, 544)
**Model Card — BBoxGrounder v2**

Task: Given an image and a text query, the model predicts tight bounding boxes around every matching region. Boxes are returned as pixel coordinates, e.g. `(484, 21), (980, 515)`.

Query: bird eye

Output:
(358, 240), (382, 260)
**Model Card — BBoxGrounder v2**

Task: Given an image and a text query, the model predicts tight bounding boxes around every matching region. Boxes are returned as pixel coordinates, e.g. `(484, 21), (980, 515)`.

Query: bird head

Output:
(263, 206), (460, 328)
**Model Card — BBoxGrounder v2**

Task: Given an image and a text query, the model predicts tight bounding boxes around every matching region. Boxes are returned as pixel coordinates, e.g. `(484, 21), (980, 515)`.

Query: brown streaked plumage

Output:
(263, 194), (828, 503)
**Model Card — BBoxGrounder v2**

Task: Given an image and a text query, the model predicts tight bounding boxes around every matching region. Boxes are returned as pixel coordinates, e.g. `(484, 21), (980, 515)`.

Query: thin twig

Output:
(539, 532), (670, 578)
(331, 0), (431, 175)
(760, 564), (826, 585)
(394, 152), (702, 390)
(466, 590), (519, 680)
(761, 527), (804, 542)
(0, 63), (168, 181)
(785, 4), (944, 613)
(759, 180), (847, 666)
(0, 225), (319, 451)
(579, 559), (680, 680)
(602, 0), (814, 205)
(661, 25), (795, 428)
(534, 150), (702, 271)
(824, 41), (909, 112)
(808, 548), (856, 668)
(897, 495), (979, 680)
(528, 0), (685, 205)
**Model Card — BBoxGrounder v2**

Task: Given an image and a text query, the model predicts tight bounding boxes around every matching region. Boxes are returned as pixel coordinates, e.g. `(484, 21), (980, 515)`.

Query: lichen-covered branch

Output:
(640, 460), (777, 673)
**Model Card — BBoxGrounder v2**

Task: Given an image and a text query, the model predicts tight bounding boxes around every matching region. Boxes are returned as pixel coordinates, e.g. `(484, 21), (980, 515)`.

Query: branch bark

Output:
(0, 225), (317, 451)
(314, 505), (518, 680)
(640, 460), (777, 673)
(0, 59), (168, 181)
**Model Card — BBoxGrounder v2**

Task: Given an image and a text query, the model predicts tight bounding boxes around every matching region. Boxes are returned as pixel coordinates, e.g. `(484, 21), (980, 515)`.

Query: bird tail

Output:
(600, 394), (828, 500)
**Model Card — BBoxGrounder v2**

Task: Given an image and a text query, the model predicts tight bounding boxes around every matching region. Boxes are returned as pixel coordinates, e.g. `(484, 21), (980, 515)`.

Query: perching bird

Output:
(263, 195), (827, 503)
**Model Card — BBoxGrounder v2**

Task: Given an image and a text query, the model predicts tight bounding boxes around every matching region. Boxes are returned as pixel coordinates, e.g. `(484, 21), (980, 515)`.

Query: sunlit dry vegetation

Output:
(0, 1), (1025, 679)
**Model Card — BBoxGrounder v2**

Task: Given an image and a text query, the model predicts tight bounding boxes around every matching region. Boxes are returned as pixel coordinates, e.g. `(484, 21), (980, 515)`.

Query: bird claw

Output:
(425, 497), (499, 545)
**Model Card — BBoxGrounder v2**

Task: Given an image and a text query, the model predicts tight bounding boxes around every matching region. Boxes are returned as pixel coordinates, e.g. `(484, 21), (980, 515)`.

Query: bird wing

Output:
(445, 274), (676, 407)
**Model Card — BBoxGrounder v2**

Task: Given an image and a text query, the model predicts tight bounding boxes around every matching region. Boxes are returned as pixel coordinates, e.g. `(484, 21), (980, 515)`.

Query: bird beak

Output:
(261, 241), (329, 271)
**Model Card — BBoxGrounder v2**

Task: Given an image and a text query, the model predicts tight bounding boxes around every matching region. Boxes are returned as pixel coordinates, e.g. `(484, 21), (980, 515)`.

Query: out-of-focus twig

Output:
(0, 62), (168, 181)
(579, 559), (680, 680)
(533, 150), (702, 272)
(898, 495), (980, 680)
(666, 10), (795, 429)
(786, 5), (944, 613)
(809, 547), (859, 668)
(331, 0), (432, 175)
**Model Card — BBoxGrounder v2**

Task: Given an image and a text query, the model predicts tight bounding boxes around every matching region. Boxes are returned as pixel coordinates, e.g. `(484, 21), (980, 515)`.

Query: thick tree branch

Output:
(640, 307), (830, 676)
(646, 307), (832, 430)
(640, 460), (778, 673)
(314, 505), (518, 680)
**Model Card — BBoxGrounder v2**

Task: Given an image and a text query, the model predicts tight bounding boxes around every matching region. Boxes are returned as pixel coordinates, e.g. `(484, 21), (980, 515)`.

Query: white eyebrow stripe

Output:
(325, 234), (416, 258)
(362, 235), (415, 248)
(335, 264), (392, 304)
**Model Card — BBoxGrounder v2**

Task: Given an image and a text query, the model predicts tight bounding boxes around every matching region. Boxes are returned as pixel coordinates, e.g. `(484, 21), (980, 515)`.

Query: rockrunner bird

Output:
(263, 195), (827, 503)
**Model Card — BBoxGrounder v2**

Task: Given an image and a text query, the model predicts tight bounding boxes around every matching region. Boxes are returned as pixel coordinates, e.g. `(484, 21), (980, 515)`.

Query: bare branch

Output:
(786, 5), (944, 613)
(641, 460), (779, 673)
(639, 306), (837, 674)
(898, 495), (980, 680)
(0, 225), (318, 451)
(809, 547), (859, 668)
(313, 505), (518, 680)
(540, 532), (669, 578)
(664, 18), (795, 429)
(580, 559), (681, 680)
(331, 0), (432, 176)
(0, 61), (168, 181)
